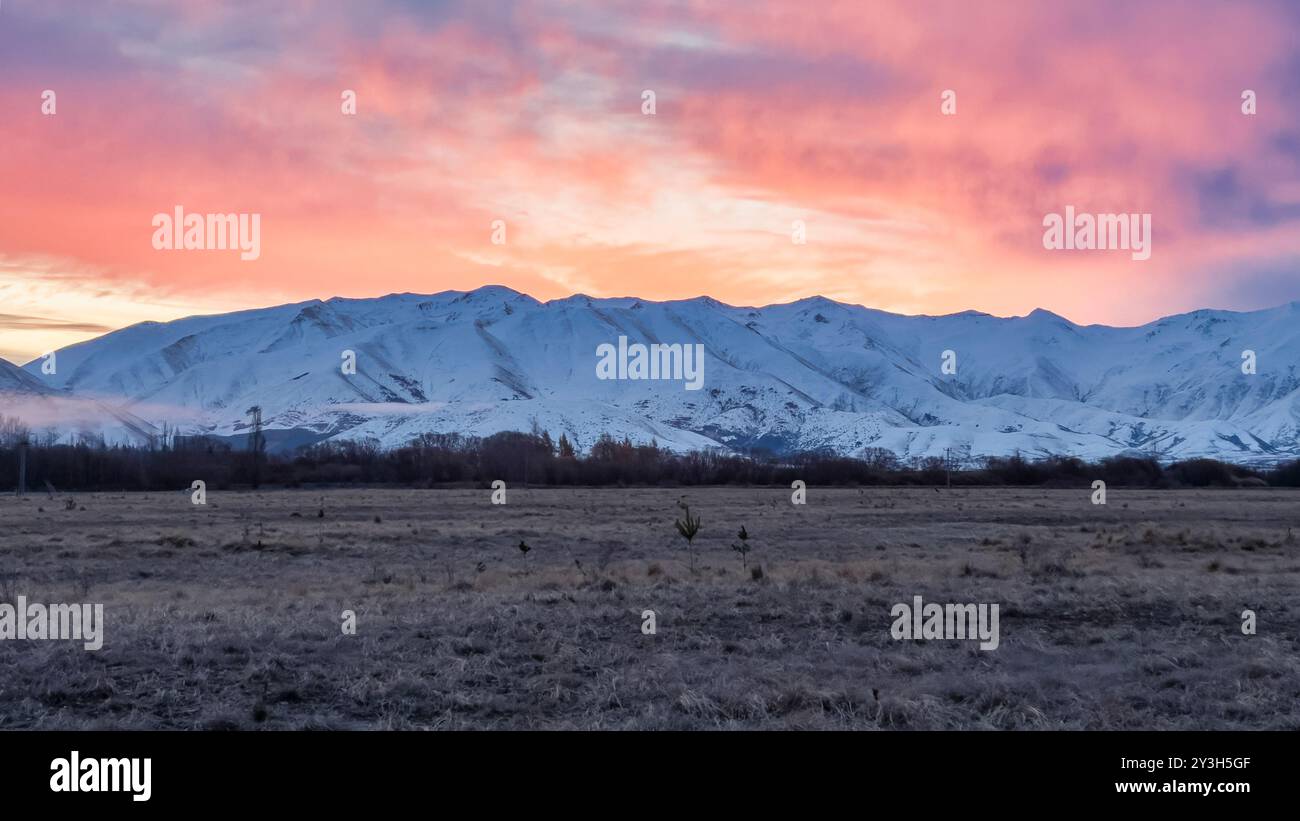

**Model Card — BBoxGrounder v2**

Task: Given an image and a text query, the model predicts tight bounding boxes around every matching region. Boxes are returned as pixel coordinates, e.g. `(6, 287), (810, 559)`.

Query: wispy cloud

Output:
(0, 314), (113, 333)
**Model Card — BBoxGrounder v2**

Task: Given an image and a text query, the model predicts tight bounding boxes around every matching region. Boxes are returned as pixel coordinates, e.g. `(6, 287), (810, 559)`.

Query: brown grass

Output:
(0, 487), (1297, 729)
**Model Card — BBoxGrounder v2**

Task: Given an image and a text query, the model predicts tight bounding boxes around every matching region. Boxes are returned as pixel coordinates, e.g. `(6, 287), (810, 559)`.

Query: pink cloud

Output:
(0, 0), (1297, 360)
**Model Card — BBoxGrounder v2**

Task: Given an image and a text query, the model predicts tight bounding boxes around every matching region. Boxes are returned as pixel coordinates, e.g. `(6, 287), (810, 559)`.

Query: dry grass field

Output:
(1, 486), (1297, 730)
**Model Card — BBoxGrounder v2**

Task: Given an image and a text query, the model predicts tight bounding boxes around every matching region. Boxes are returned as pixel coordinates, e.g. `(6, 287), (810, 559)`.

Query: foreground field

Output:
(1, 486), (1297, 729)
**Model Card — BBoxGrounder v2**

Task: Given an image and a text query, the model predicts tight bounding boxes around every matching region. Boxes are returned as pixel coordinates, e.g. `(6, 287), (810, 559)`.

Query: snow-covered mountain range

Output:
(5, 286), (1299, 464)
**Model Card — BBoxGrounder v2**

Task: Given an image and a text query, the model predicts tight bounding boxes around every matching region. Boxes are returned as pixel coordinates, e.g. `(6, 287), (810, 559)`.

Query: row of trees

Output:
(0, 417), (1295, 491)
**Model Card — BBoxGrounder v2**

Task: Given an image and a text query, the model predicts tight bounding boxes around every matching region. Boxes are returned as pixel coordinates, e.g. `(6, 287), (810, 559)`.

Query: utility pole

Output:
(246, 405), (264, 489)
(17, 435), (27, 496)
(945, 447), (952, 488)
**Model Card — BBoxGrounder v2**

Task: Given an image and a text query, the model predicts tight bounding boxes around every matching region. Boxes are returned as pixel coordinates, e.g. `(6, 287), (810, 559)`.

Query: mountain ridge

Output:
(7, 286), (1300, 463)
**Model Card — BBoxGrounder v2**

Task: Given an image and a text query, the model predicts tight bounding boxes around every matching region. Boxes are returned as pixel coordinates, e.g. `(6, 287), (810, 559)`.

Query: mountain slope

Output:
(1, 356), (159, 445)
(1, 357), (52, 395)
(15, 287), (1300, 463)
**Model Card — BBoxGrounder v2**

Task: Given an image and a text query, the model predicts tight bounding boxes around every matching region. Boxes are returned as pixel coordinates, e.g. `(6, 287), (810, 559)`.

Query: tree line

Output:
(1, 414), (1296, 491)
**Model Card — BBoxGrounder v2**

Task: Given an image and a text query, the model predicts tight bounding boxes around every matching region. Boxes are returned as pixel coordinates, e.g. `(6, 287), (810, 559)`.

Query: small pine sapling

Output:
(731, 524), (752, 571)
(674, 503), (702, 571)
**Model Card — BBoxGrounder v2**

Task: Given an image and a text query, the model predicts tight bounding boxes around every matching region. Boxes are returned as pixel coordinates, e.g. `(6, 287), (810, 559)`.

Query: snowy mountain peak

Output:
(10, 287), (1300, 463)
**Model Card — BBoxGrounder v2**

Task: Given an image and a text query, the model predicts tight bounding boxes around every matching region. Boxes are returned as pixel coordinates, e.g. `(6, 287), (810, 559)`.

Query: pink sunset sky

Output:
(2, 0), (1299, 364)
